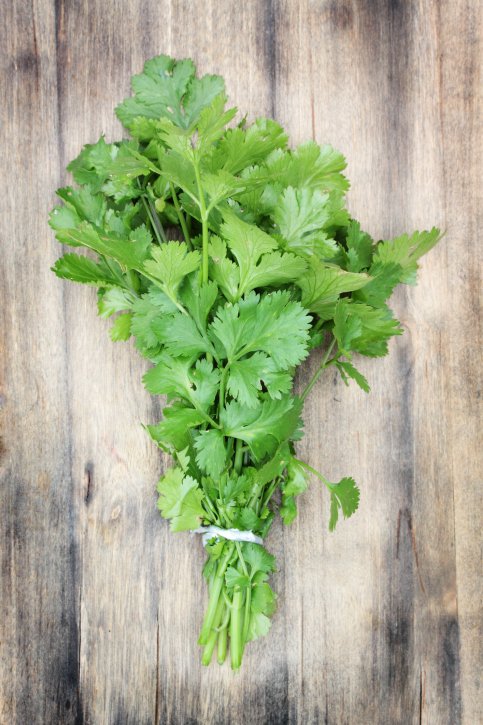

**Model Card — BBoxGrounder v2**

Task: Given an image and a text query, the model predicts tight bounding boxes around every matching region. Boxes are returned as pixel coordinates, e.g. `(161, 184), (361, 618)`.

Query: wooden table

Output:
(1, 2), (481, 723)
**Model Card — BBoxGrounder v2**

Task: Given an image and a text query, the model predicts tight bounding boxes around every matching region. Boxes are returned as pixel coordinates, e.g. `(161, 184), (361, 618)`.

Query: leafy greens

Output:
(50, 55), (440, 670)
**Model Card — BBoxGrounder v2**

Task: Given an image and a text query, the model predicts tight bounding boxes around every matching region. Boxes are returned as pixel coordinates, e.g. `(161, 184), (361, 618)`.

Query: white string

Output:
(193, 525), (263, 547)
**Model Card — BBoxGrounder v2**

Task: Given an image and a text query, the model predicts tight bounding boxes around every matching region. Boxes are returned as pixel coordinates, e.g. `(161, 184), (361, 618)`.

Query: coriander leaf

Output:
(54, 222), (151, 270)
(98, 288), (136, 318)
(143, 241), (200, 305)
(353, 261), (403, 307)
(143, 355), (220, 411)
(210, 291), (311, 369)
(156, 467), (206, 531)
(225, 567), (250, 589)
(242, 544), (276, 575)
(273, 186), (337, 259)
(298, 259), (370, 318)
(241, 250), (308, 294)
(328, 477), (360, 532)
(179, 277), (218, 332)
(336, 360), (371, 393)
(51, 253), (119, 287)
(283, 458), (309, 497)
(147, 404), (205, 451)
(220, 212), (277, 296)
(221, 397), (298, 459)
(110, 313), (132, 341)
(333, 299), (402, 357)
(227, 352), (268, 408)
(373, 228), (441, 284)
(131, 288), (177, 352)
(55, 186), (105, 227)
(208, 236), (240, 302)
(247, 612), (271, 642)
(251, 581), (276, 616)
(194, 429), (227, 478)
(344, 220), (374, 271)
(154, 312), (216, 358)
(211, 117), (288, 174)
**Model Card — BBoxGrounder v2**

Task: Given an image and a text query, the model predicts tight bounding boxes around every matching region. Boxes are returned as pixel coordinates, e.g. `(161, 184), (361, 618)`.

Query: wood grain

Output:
(1, 1), (481, 723)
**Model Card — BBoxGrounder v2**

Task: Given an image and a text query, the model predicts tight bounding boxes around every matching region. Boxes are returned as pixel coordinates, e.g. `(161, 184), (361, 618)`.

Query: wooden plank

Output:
(0, 2), (81, 723)
(1, 1), (480, 723)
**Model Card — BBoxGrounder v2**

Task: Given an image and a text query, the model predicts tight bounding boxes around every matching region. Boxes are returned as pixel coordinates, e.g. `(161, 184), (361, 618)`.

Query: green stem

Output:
(193, 160), (209, 284)
(234, 439), (244, 474)
(201, 595), (225, 666)
(198, 542), (235, 645)
(300, 337), (338, 402)
(230, 588), (244, 670)
(217, 625), (228, 665)
(169, 182), (192, 249)
(292, 457), (333, 492)
(141, 195), (167, 244)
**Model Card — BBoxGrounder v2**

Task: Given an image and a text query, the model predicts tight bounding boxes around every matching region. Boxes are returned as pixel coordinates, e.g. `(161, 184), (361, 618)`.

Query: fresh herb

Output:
(50, 55), (440, 669)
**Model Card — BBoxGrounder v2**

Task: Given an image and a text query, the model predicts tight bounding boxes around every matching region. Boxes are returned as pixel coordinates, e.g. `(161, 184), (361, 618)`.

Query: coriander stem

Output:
(141, 195), (166, 245)
(198, 542), (235, 645)
(292, 458), (333, 491)
(169, 182), (192, 249)
(217, 624), (228, 664)
(230, 588), (244, 670)
(300, 337), (337, 402)
(201, 595), (225, 666)
(193, 160), (209, 284)
(234, 439), (244, 474)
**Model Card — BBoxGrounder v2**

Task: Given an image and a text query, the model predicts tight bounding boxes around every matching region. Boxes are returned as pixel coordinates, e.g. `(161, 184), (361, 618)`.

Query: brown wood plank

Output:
(0, 1), (480, 723)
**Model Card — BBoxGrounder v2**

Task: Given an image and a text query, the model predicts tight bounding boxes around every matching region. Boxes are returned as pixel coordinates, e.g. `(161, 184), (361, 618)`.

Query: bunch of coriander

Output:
(50, 55), (440, 669)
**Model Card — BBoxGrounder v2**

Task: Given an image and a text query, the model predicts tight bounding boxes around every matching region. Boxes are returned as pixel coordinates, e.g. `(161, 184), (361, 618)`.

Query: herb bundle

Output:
(50, 55), (440, 669)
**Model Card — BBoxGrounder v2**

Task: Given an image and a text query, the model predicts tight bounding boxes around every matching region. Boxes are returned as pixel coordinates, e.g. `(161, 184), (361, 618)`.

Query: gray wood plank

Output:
(0, 1), (81, 722)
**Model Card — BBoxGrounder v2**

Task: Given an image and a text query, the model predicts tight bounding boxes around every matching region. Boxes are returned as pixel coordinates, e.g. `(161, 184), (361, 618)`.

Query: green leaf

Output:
(353, 261), (402, 307)
(210, 291), (311, 370)
(194, 429), (227, 478)
(55, 222), (151, 270)
(143, 241), (200, 304)
(344, 221), (374, 271)
(147, 404), (205, 451)
(247, 612), (272, 642)
(144, 355), (220, 413)
(212, 117), (288, 174)
(373, 228), (441, 284)
(336, 360), (370, 393)
(242, 543), (276, 575)
(51, 253), (119, 287)
(328, 477), (360, 532)
(273, 186), (338, 258)
(298, 259), (370, 316)
(55, 186), (105, 226)
(251, 581), (276, 616)
(179, 277), (218, 331)
(221, 397), (298, 459)
(98, 287), (135, 317)
(283, 458), (309, 496)
(333, 299), (402, 357)
(225, 567), (250, 589)
(110, 313), (132, 341)
(220, 212), (277, 296)
(155, 311), (215, 358)
(156, 467), (206, 531)
(116, 54), (225, 131)
(208, 236), (240, 302)
(227, 352), (268, 408)
(131, 288), (177, 351)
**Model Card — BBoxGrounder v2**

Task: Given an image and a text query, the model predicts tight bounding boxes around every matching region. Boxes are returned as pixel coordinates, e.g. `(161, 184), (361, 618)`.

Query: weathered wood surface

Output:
(1, 1), (481, 723)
